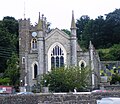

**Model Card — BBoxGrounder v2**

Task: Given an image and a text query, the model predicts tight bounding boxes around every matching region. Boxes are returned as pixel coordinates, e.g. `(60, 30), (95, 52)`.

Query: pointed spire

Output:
(71, 10), (76, 29)
(89, 41), (94, 50)
(37, 12), (43, 31)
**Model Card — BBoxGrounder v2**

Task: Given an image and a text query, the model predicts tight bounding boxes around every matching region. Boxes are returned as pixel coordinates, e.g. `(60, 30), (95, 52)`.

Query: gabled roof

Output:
(45, 28), (70, 40)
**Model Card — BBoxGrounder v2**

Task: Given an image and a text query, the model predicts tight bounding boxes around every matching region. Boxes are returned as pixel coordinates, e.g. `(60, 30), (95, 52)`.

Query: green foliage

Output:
(98, 49), (114, 61)
(3, 16), (18, 35)
(61, 29), (71, 35)
(0, 78), (10, 85)
(41, 66), (91, 92)
(100, 62), (120, 84)
(109, 44), (120, 60)
(0, 16), (18, 73)
(76, 9), (120, 49)
(76, 15), (90, 47)
(3, 53), (19, 86)
(98, 44), (120, 61)
(110, 74), (120, 84)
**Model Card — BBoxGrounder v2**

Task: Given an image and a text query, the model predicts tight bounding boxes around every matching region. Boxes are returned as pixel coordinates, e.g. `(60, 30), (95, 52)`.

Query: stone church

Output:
(19, 11), (101, 91)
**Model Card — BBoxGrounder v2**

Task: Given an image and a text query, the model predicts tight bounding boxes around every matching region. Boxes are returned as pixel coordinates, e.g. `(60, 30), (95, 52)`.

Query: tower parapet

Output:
(19, 18), (31, 53)
(19, 18), (30, 30)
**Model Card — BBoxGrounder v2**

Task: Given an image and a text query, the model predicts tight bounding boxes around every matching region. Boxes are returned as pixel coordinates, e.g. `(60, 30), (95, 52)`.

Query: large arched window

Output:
(48, 42), (66, 71)
(31, 38), (37, 49)
(51, 45), (64, 69)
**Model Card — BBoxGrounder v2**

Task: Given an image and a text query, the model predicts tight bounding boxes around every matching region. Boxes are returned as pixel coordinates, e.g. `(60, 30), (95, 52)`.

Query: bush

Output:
(40, 66), (91, 92)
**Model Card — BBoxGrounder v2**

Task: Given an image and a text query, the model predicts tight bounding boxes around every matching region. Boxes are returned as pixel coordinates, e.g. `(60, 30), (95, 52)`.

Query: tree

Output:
(0, 16), (18, 73)
(41, 66), (91, 92)
(3, 53), (19, 86)
(98, 44), (120, 61)
(109, 44), (120, 60)
(104, 9), (120, 47)
(98, 49), (114, 61)
(76, 9), (120, 49)
(61, 29), (71, 35)
(0, 78), (10, 85)
(3, 16), (18, 35)
(110, 73), (120, 85)
(80, 16), (105, 49)
(76, 15), (90, 47)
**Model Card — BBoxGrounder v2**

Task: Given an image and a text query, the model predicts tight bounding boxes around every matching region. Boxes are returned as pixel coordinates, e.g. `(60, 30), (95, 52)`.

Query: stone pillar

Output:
(89, 41), (95, 89)
(37, 31), (44, 75)
(70, 11), (77, 66)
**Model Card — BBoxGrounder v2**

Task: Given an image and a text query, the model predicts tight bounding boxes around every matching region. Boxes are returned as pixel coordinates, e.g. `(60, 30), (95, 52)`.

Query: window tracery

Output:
(51, 45), (64, 69)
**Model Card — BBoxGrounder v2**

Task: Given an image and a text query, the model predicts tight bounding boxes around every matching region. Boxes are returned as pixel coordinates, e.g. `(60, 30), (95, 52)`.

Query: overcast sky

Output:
(0, 0), (120, 29)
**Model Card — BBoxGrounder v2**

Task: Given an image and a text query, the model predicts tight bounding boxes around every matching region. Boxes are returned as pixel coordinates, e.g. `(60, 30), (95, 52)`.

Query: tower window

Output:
(22, 57), (25, 64)
(31, 38), (37, 49)
(19, 38), (21, 45)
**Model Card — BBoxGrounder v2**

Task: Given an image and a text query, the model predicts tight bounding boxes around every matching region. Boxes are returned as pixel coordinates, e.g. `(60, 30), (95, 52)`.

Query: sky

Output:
(0, 0), (120, 30)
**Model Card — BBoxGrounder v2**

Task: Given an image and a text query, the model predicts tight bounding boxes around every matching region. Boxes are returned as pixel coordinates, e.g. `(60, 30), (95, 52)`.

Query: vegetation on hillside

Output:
(98, 44), (120, 61)
(76, 9), (120, 49)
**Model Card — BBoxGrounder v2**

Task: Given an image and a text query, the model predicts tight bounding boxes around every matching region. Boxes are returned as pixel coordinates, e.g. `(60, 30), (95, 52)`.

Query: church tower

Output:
(70, 11), (77, 66)
(19, 18), (30, 87)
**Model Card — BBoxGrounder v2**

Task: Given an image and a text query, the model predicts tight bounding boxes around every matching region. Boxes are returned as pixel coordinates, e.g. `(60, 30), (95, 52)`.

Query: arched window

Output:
(34, 64), (38, 79)
(31, 38), (37, 49)
(79, 60), (86, 69)
(81, 62), (85, 69)
(47, 42), (67, 71)
(50, 45), (65, 69)
(22, 57), (25, 64)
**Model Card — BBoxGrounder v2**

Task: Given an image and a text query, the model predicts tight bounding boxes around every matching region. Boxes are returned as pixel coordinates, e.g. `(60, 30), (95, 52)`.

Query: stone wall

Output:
(1, 92), (120, 104)
(104, 85), (120, 91)
(37, 93), (95, 104)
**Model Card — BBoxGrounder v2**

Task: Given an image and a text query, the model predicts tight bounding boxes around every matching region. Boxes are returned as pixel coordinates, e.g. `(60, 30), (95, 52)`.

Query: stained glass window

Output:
(51, 45), (64, 69)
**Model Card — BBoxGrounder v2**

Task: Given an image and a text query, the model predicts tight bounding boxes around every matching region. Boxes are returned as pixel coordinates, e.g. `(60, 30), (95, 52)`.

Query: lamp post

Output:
(20, 80), (23, 86)
(43, 80), (49, 93)
(44, 80), (46, 87)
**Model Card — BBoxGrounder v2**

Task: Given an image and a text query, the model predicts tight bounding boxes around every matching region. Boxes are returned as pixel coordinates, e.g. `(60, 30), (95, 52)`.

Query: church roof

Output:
(45, 28), (70, 40)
